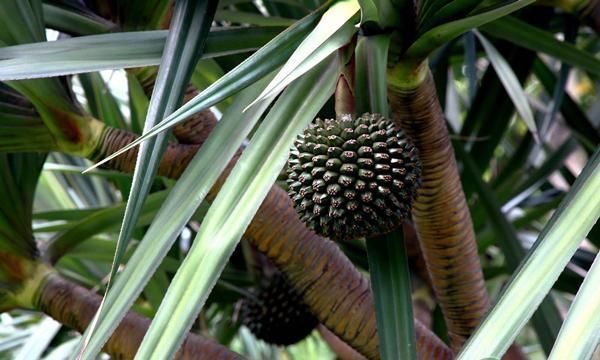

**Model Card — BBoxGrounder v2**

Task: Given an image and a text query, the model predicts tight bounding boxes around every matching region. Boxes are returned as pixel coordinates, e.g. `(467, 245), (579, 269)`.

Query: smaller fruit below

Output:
(240, 273), (319, 346)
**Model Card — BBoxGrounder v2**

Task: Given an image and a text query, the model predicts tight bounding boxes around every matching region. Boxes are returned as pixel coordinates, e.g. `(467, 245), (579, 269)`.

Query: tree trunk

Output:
(388, 71), (489, 349)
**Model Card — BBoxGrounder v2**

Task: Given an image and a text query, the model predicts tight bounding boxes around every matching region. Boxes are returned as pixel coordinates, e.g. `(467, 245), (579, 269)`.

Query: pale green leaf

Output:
(82, 7), (327, 172)
(475, 31), (538, 140)
(0, 28), (281, 80)
(74, 74), (275, 360)
(74, 1), (218, 357)
(246, 0), (358, 108)
(458, 149), (600, 359)
(549, 252), (600, 359)
(134, 54), (340, 359)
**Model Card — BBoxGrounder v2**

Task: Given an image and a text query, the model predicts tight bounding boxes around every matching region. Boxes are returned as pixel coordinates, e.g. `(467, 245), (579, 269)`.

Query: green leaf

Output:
(0, 27), (282, 80)
(189, 59), (229, 112)
(481, 16), (600, 77)
(358, 0), (380, 28)
(45, 190), (168, 263)
(550, 253), (600, 359)
(457, 148), (600, 359)
(456, 144), (562, 355)
(474, 31), (538, 140)
(0, 152), (46, 257)
(74, 73), (275, 360)
(74, 1), (218, 358)
(247, 0), (358, 107)
(406, 0), (535, 60)
(42, 3), (116, 35)
(84, 6), (325, 171)
(354, 34), (391, 116)
(418, 0), (453, 32)
(532, 58), (599, 150)
(367, 231), (417, 360)
(0, 0), (46, 45)
(126, 72), (150, 134)
(418, 0), (480, 33)
(134, 53), (340, 360)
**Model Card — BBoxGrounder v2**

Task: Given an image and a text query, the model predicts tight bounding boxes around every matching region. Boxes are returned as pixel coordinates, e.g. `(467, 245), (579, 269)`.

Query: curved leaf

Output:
(482, 16), (600, 77)
(135, 54), (340, 360)
(0, 27), (283, 80)
(83, 5), (327, 172)
(475, 31), (538, 140)
(458, 149), (600, 359)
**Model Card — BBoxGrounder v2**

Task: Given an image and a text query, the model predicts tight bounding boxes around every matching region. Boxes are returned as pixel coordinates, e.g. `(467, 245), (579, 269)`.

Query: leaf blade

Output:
(475, 31), (538, 140)
(457, 149), (600, 359)
(481, 16), (600, 76)
(134, 54), (340, 360)
(82, 6), (327, 172)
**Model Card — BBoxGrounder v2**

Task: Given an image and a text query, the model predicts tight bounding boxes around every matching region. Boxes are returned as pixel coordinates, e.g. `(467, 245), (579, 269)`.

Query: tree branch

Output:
(37, 272), (241, 360)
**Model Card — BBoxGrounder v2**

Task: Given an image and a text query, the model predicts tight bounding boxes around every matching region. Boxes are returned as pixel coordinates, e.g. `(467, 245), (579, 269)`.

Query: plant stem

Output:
(366, 232), (417, 360)
(388, 67), (490, 349)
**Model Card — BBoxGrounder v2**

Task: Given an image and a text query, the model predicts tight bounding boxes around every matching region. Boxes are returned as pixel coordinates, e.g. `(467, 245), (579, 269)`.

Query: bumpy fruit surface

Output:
(287, 113), (421, 241)
(240, 273), (318, 346)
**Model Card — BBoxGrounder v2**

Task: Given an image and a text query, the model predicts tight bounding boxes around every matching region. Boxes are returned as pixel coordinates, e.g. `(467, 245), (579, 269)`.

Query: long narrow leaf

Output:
(74, 1), (218, 358)
(134, 54), (340, 360)
(549, 253), (600, 359)
(458, 148), (600, 359)
(354, 34), (391, 115)
(0, 27), (282, 80)
(475, 31), (538, 140)
(42, 3), (116, 35)
(84, 5), (326, 171)
(482, 16), (600, 76)
(405, 0), (535, 60)
(367, 231), (416, 360)
(247, 0), (359, 107)
(74, 74), (275, 360)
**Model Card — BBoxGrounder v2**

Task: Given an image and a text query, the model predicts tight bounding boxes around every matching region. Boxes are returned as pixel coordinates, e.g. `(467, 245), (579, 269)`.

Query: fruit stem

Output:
(335, 75), (355, 116)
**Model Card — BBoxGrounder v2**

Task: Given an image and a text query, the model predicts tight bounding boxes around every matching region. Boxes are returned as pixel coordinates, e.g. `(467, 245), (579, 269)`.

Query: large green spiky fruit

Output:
(287, 113), (421, 241)
(240, 273), (319, 346)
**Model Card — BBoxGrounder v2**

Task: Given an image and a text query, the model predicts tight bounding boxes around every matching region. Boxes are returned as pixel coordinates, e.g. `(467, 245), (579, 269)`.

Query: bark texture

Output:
(89, 111), (453, 360)
(37, 275), (242, 360)
(388, 72), (490, 349)
(37, 274), (241, 360)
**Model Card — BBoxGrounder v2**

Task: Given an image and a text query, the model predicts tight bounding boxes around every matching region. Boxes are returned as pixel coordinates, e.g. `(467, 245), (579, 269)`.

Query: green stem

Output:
(366, 231), (417, 360)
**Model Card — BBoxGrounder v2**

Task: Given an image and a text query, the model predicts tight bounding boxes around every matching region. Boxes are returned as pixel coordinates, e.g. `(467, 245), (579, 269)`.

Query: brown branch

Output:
(318, 324), (367, 360)
(87, 111), (453, 360)
(37, 273), (241, 360)
(388, 71), (489, 350)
